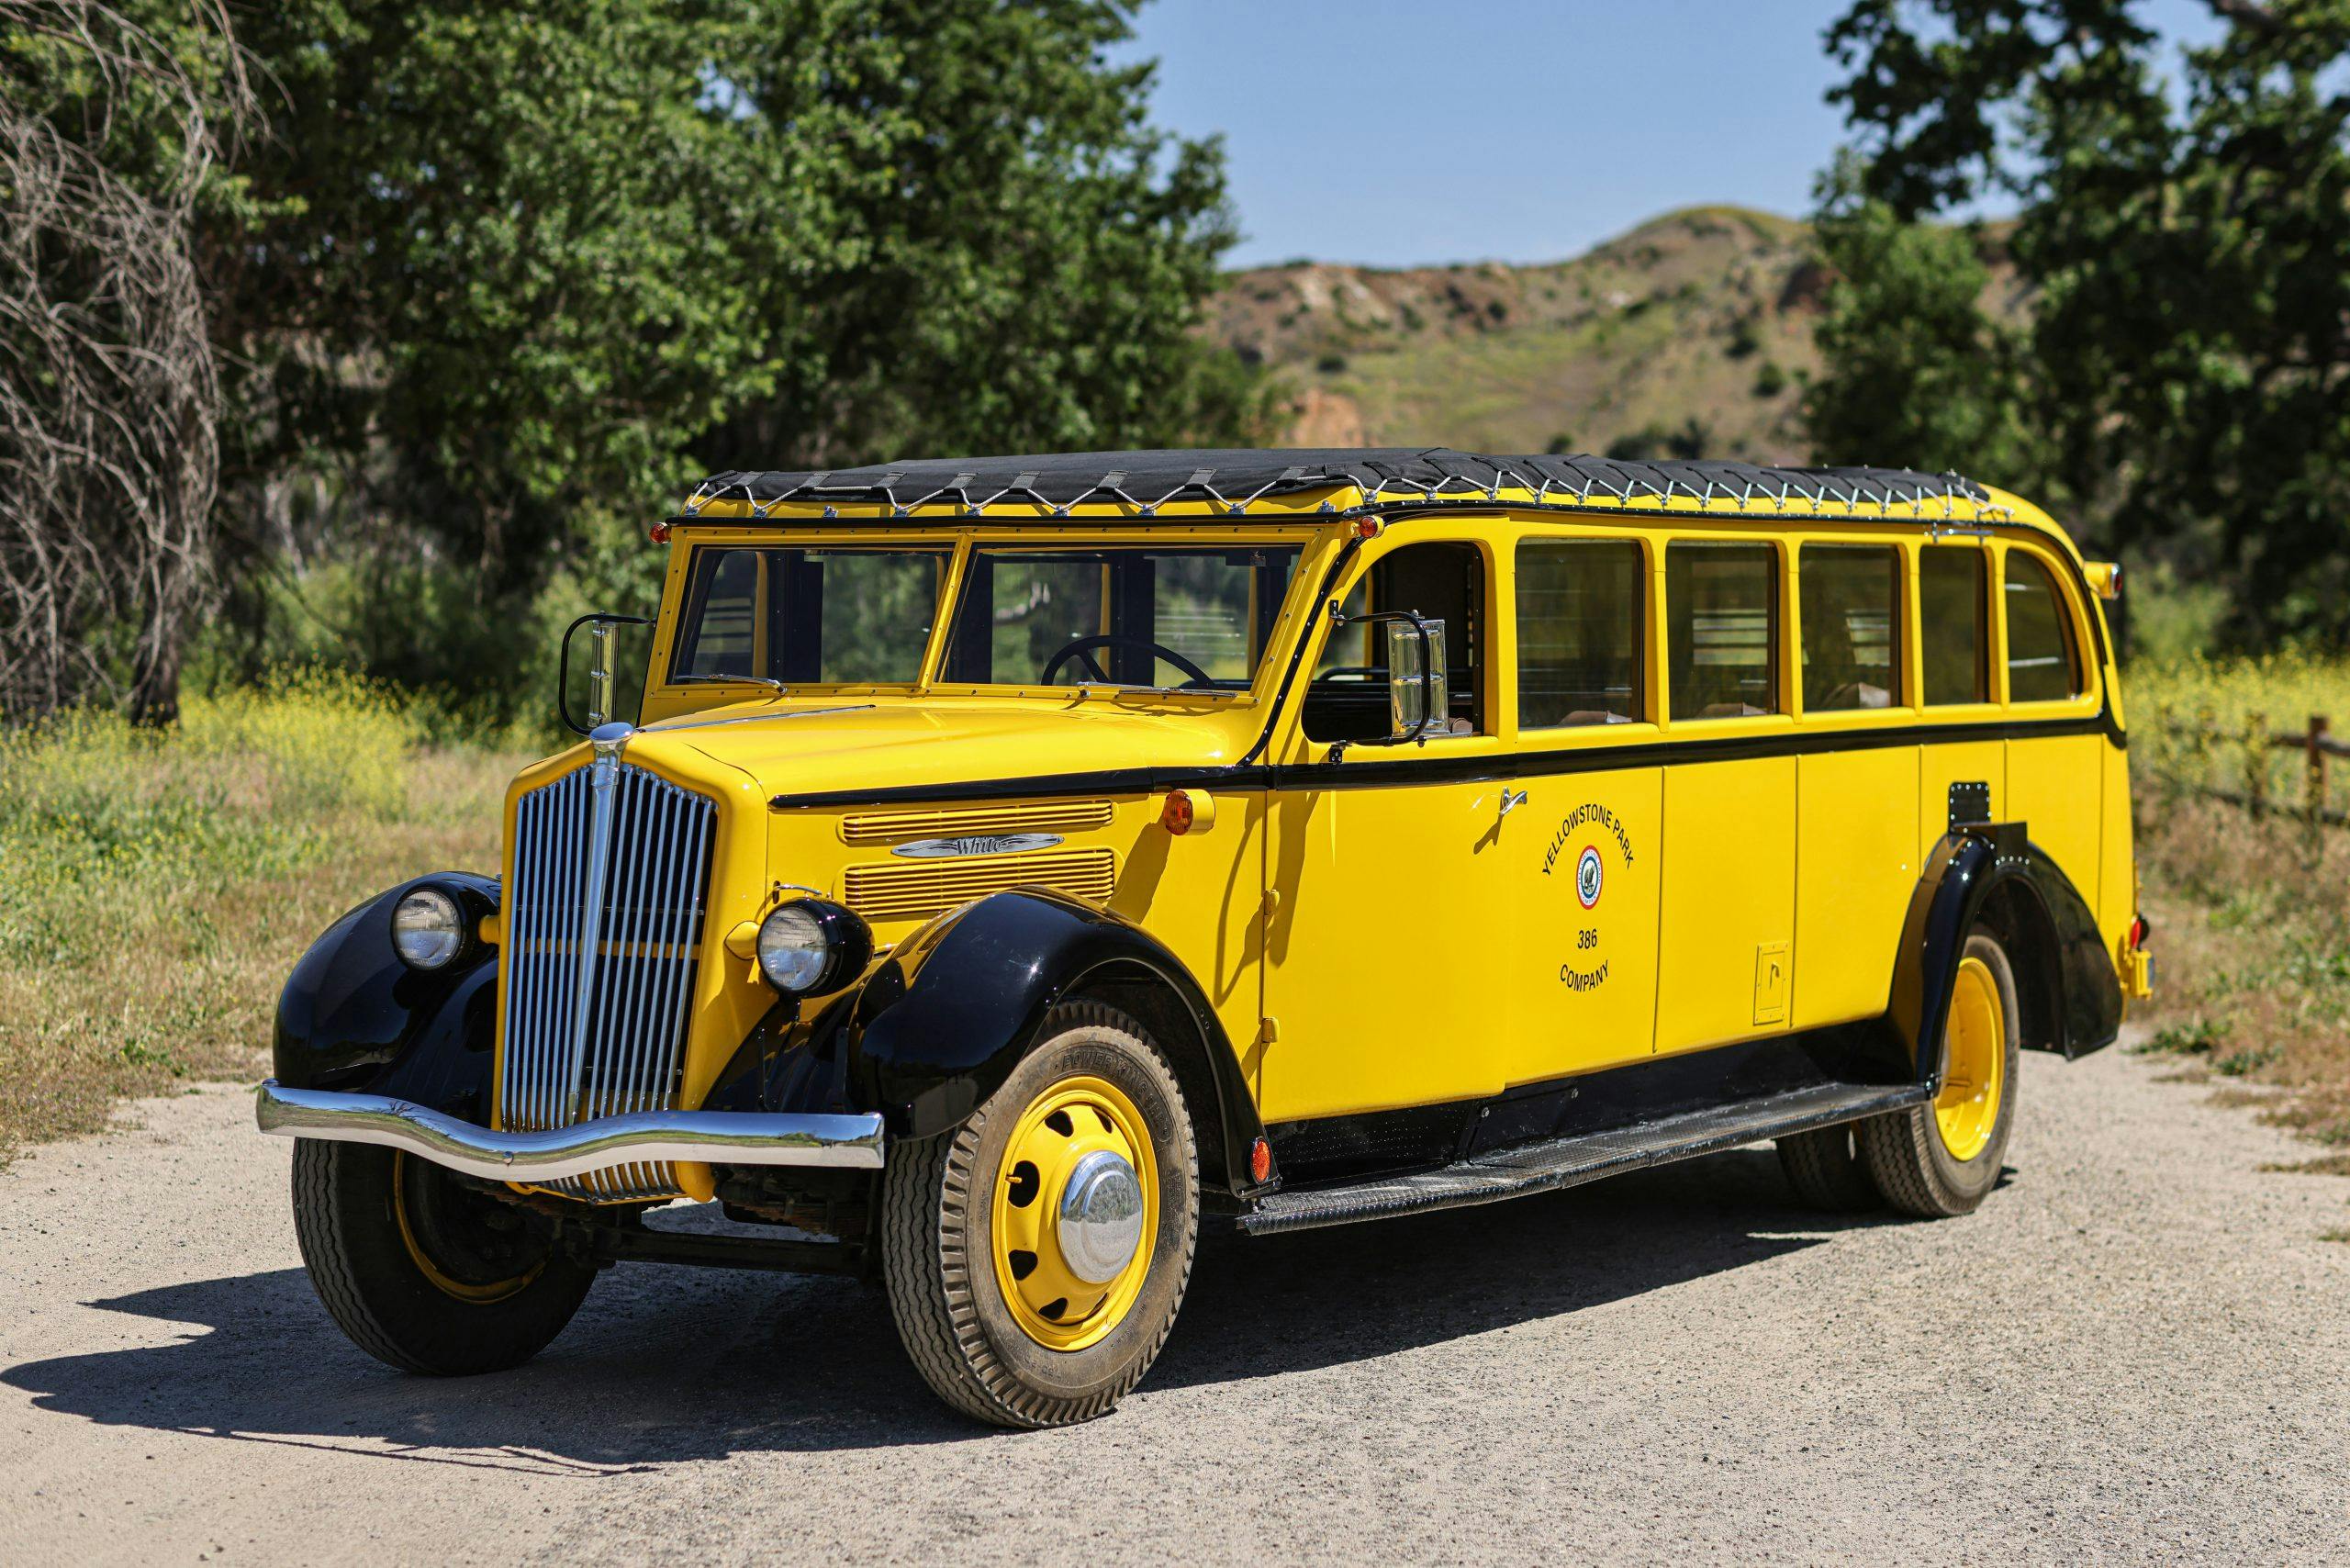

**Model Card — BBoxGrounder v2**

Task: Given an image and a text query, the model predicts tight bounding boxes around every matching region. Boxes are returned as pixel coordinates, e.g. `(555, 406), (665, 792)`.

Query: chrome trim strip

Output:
(256, 1081), (885, 1178)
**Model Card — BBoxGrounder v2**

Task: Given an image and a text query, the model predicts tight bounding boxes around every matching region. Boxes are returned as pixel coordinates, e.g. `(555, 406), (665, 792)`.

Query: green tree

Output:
(8, 1), (1262, 724)
(1811, 0), (2350, 645)
(1803, 158), (2042, 485)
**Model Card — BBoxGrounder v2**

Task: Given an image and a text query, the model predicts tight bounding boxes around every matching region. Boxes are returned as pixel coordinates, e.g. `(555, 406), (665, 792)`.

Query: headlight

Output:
(755, 899), (871, 995)
(390, 887), (465, 970)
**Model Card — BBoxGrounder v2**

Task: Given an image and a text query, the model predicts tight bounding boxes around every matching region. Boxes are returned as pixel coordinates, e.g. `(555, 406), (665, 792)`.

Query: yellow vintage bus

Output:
(259, 449), (2152, 1428)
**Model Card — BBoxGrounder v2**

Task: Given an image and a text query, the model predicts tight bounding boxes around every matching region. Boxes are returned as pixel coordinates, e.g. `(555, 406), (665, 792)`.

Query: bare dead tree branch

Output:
(0, 1), (255, 724)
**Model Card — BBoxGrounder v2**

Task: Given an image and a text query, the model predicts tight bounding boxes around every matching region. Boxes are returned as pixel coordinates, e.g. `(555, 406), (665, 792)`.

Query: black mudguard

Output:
(272, 873), (501, 1122)
(834, 890), (1270, 1195)
(1890, 826), (2121, 1086)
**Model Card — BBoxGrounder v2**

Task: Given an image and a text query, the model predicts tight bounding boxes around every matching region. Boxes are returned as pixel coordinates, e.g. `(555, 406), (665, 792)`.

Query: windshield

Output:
(940, 544), (1299, 689)
(666, 538), (1302, 692)
(668, 546), (946, 685)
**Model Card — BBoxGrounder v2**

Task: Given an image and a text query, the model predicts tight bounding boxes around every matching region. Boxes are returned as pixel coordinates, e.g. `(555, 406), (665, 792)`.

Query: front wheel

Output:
(1858, 931), (2021, 1216)
(880, 1001), (1199, 1428)
(291, 1140), (597, 1374)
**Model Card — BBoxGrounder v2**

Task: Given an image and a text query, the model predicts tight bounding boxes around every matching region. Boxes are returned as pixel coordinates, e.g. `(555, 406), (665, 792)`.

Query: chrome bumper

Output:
(254, 1080), (885, 1182)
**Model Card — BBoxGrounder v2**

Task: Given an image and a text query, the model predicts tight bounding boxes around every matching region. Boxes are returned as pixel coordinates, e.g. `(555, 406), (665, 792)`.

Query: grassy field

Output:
(2127, 655), (2350, 1186)
(1, 661), (2344, 1204)
(0, 677), (519, 1161)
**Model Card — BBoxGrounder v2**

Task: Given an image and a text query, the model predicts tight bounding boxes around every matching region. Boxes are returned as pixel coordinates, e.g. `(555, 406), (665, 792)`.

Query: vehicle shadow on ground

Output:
(3, 1150), (1941, 1465)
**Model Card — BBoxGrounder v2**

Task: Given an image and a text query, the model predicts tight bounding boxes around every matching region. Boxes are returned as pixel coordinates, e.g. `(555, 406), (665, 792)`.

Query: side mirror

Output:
(1385, 616), (1449, 741)
(559, 612), (652, 736)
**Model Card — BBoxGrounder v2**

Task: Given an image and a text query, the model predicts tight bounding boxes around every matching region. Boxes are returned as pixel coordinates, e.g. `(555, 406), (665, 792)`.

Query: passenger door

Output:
(1653, 539), (1797, 1057)
(1259, 537), (1512, 1124)
(1998, 543), (2104, 917)
(1916, 539), (2006, 864)
(1499, 532), (1662, 1083)
(1790, 540), (1920, 1030)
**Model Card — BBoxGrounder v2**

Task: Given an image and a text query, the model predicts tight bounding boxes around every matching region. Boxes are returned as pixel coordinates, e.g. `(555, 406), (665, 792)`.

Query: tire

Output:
(291, 1140), (597, 1375)
(1859, 931), (2022, 1217)
(880, 1000), (1199, 1429)
(1775, 1121), (1881, 1212)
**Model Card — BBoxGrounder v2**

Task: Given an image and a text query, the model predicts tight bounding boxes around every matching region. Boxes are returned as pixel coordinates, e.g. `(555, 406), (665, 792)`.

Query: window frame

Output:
(1914, 540), (1993, 711)
(1995, 542), (2092, 708)
(1661, 533), (1789, 730)
(1794, 539), (1910, 719)
(1511, 533), (1651, 734)
(1288, 530), (1505, 751)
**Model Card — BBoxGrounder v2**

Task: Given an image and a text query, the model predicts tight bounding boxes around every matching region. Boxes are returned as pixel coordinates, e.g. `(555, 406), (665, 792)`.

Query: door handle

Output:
(1499, 788), (1528, 817)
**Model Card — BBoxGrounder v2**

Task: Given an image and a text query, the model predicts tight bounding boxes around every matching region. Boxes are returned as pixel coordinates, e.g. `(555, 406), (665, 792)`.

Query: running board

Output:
(1237, 1081), (1931, 1237)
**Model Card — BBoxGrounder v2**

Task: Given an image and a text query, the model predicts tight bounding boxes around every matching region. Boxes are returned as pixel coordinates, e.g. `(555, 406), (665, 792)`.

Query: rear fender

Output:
(273, 873), (501, 1120)
(1891, 827), (2121, 1087)
(840, 890), (1270, 1197)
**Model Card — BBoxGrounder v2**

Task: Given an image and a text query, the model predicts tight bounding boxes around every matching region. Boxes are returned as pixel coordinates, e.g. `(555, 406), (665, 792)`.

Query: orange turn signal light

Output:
(1249, 1137), (1272, 1183)
(1161, 789), (1217, 835)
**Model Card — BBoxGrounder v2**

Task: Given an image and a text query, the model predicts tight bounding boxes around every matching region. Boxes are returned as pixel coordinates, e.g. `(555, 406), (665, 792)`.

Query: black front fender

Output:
(840, 890), (1269, 1194)
(1891, 826), (2121, 1086)
(273, 873), (501, 1120)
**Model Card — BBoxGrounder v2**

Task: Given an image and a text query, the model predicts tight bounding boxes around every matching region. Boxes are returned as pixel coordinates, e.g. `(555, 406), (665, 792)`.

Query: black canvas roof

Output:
(688, 447), (1989, 515)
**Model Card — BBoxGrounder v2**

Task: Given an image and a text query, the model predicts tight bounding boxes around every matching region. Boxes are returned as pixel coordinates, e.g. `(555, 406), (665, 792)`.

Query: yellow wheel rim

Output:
(1936, 955), (2007, 1162)
(393, 1153), (543, 1305)
(990, 1075), (1159, 1352)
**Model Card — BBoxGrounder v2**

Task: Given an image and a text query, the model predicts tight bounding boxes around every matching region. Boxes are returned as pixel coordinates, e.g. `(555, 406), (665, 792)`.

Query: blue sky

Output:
(1117, 0), (2226, 269)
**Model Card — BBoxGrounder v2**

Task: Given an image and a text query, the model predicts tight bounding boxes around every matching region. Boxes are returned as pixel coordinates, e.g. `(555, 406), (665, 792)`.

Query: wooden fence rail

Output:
(2167, 711), (2344, 827)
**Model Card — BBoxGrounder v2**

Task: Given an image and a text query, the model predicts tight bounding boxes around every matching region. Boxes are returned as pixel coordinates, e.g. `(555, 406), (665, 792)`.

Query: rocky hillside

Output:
(1207, 206), (1836, 461)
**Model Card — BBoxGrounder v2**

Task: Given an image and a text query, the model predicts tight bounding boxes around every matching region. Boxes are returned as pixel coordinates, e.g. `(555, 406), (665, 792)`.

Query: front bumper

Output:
(254, 1080), (885, 1182)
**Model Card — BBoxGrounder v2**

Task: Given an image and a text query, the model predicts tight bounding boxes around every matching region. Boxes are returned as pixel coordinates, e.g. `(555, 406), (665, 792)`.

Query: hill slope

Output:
(1208, 206), (1834, 461)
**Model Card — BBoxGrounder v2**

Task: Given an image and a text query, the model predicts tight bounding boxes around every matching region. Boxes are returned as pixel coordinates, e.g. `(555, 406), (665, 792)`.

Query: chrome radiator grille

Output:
(498, 754), (717, 1201)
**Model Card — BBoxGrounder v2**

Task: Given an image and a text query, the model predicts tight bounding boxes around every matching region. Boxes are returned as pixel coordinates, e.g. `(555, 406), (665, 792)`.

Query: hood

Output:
(622, 697), (1258, 802)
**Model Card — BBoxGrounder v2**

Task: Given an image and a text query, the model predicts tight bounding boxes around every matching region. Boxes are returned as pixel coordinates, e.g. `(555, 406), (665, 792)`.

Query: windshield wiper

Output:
(671, 673), (789, 696)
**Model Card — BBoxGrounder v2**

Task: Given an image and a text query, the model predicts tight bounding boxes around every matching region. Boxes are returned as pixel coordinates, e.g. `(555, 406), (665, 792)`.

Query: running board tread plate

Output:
(1238, 1081), (1931, 1236)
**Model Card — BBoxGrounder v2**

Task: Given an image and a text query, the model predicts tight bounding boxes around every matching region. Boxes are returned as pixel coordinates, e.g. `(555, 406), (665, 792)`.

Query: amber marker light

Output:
(1351, 517), (1381, 539)
(1249, 1137), (1272, 1183)
(1161, 789), (1217, 835)
(649, 519), (672, 544)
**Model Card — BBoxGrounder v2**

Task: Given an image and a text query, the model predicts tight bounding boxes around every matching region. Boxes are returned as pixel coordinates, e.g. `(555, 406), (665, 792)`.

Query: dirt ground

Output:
(3, 1039), (2345, 1567)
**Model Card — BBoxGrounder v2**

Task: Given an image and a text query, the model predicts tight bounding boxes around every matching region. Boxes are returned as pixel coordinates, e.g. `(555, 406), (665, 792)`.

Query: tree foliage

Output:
(3, 0), (1263, 723)
(1807, 0), (2350, 646)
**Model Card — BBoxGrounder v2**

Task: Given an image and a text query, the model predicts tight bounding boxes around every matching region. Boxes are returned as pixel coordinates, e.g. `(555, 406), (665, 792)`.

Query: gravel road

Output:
(4, 1039), (2346, 1566)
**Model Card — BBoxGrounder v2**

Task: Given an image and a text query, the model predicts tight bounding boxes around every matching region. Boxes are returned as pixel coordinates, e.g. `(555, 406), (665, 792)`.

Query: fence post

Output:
(2311, 714), (2331, 829)
(2246, 712), (2268, 817)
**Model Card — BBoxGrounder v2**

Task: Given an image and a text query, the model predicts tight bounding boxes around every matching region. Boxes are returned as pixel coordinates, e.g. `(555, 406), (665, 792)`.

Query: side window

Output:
(1919, 546), (1988, 705)
(1516, 540), (1643, 728)
(1799, 543), (1900, 711)
(2004, 552), (2082, 702)
(1666, 542), (1778, 718)
(1303, 542), (1486, 742)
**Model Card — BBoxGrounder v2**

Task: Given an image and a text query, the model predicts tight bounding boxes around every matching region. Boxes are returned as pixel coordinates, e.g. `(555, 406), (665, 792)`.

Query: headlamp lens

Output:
(391, 888), (464, 970)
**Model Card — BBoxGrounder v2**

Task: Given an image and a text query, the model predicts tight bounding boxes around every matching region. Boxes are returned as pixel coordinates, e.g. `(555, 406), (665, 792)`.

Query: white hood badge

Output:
(890, 833), (1064, 859)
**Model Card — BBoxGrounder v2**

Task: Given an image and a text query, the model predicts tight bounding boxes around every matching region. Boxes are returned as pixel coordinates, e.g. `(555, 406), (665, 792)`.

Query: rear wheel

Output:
(881, 1001), (1199, 1428)
(291, 1141), (596, 1374)
(1775, 1121), (1880, 1212)
(1859, 931), (2020, 1217)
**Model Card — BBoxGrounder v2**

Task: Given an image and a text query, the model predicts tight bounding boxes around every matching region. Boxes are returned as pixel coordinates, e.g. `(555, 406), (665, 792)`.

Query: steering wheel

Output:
(1038, 633), (1215, 689)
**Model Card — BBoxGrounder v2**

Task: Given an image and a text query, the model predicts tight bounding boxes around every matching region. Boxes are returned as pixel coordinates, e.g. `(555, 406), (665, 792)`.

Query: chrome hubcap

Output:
(1055, 1148), (1147, 1283)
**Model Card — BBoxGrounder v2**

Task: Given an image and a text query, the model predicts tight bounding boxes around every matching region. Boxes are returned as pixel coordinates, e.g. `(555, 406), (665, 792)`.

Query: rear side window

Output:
(1799, 543), (1899, 711)
(2005, 553), (2082, 702)
(1666, 543), (1777, 718)
(1516, 540), (1643, 728)
(1919, 546), (1988, 705)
